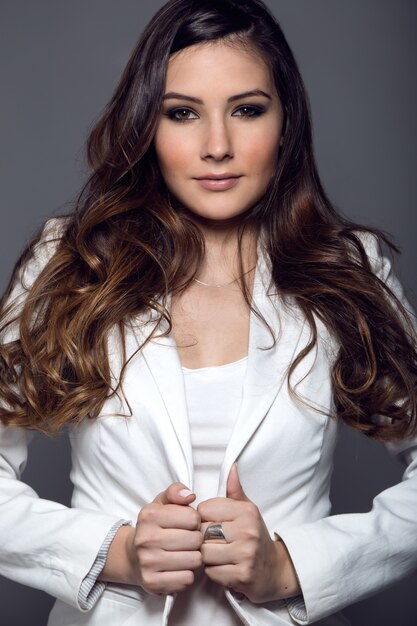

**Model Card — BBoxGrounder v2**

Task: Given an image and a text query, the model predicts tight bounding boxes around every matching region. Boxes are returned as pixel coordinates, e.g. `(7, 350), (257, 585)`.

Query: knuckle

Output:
(240, 543), (255, 561)
(189, 509), (201, 529)
(196, 501), (206, 516)
(133, 533), (145, 550)
(174, 572), (194, 593)
(200, 543), (211, 563)
(246, 526), (261, 543)
(141, 572), (159, 594)
(200, 543), (209, 561)
(244, 501), (258, 517)
(134, 529), (154, 550)
(238, 564), (254, 586)
(137, 549), (154, 569)
(195, 529), (204, 547)
(183, 570), (195, 587)
(139, 505), (158, 524)
(193, 551), (204, 568)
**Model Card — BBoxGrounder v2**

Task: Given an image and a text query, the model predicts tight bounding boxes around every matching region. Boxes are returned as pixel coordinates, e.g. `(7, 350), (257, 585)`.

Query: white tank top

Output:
(169, 356), (247, 625)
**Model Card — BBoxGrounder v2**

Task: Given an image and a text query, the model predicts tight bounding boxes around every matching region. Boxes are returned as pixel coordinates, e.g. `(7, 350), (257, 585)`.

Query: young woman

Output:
(0, 1), (416, 625)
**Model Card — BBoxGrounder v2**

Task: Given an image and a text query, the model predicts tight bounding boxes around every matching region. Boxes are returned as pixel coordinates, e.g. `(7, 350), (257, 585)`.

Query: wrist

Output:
(273, 539), (301, 600)
(99, 525), (137, 585)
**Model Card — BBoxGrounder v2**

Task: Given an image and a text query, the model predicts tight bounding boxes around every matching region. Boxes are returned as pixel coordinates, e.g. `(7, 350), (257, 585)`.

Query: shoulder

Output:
(354, 230), (416, 331)
(20, 216), (70, 288)
(352, 230), (394, 285)
(33, 215), (69, 257)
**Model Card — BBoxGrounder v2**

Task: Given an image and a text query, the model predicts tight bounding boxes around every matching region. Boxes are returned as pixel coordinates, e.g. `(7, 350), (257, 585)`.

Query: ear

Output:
(226, 463), (249, 501)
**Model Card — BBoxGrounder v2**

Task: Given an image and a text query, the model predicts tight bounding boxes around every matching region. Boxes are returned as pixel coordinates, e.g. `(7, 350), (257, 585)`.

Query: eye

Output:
(165, 108), (198, 123)
(232, 105), (265, 118)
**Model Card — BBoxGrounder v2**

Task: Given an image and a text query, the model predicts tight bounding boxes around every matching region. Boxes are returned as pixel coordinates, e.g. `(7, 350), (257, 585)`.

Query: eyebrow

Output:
(162, 89), (272, 104)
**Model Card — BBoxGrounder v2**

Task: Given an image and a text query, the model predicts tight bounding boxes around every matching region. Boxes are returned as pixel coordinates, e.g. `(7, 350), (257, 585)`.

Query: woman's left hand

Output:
(198, 464), (300, 603)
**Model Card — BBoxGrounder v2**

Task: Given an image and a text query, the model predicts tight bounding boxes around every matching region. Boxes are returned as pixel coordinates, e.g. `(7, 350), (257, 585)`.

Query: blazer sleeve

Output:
(226, 234), (417, 626)
(0, 219), (124, 610)
(277, 234), (417, 624)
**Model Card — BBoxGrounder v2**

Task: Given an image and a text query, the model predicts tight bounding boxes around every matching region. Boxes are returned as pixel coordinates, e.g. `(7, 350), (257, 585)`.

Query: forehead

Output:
(165, 41), (275, 95)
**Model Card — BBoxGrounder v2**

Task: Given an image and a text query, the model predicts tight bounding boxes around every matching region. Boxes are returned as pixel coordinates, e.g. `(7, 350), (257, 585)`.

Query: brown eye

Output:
(233, 105), (264, 118)
(166, 108), (198, 122)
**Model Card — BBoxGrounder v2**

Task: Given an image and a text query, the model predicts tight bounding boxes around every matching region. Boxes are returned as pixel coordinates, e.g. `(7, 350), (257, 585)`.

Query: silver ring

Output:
(204, 523), (227, 542)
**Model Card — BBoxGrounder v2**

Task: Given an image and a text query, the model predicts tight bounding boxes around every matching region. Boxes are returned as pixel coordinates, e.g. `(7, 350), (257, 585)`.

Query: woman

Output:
(0, 1), (416, 625)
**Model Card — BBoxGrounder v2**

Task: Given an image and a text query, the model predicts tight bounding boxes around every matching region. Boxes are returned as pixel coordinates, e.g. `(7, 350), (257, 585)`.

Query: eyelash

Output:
(164, 105), (266, 123)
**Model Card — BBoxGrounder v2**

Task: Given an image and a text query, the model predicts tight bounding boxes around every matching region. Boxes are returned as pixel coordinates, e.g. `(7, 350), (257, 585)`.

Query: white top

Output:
(169, 357), (247, 625)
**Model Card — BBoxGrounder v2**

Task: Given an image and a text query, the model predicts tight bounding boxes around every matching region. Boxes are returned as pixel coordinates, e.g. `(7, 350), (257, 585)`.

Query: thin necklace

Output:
(193, 265), (256, 288)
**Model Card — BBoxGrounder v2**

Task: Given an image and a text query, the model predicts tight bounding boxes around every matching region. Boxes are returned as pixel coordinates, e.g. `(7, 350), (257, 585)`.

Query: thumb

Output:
(153, 482), (196, 505)
(226, 463), (248, 501)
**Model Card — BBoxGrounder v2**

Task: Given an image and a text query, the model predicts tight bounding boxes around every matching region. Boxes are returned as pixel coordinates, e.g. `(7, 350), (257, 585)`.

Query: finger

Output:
(153, 482), (196, 505)
(201, 542), (236, 566)
(140, 503), (201, 530)
(198, 498), (247, 522)
(141, 569), (196, 595)
(201, 521), (235, 543)
(204, 564), (240, 589)
(226, 463), (249, 501)
(150, 549), (203, 572)
(158, 528), (203, 551)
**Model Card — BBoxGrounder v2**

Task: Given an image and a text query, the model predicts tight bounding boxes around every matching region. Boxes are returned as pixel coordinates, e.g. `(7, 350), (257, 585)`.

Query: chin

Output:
(190, 205), (244, 217)
(184, 206), (252, 227)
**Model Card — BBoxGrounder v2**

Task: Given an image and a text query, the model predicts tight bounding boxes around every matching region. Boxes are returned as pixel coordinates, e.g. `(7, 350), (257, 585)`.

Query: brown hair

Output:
(1, 0), (416, 439)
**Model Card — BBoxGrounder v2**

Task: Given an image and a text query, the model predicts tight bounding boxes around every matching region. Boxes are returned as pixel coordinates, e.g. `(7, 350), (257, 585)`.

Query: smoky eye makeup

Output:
(163, 107), (198, 122)
(232, 104), (267, 117)
(162, 103), (268, 123)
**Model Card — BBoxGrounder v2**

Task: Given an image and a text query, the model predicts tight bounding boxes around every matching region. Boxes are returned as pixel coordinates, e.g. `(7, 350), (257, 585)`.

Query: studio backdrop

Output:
(0, 2), (416, 625)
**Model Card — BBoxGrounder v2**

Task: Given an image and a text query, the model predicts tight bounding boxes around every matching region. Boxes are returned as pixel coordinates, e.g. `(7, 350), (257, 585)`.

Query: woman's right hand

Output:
(100, 484), (203, 595)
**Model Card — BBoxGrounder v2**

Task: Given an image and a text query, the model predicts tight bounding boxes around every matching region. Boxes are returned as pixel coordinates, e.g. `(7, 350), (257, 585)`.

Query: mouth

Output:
(195, 176), (242, 191)
(195, 173), (241, 180)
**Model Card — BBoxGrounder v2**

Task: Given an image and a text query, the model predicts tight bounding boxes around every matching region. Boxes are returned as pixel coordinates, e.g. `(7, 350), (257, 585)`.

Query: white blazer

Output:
(0, 220), (416, 626)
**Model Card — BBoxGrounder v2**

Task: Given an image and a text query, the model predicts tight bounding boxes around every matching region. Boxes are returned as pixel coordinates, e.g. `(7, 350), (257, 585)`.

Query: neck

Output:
(192, 219), (258, 286)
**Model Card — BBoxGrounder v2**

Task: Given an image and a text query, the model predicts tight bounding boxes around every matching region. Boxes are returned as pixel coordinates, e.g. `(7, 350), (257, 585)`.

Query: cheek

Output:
(248, 143), (279, 178)
(155, 138), (191, 181)
(241, 127), (281, 177)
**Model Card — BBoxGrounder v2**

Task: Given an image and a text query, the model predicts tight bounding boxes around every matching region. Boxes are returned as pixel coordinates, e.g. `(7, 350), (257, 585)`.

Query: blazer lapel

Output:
(127, 242), (306, 495)
(218, 248), (306, 493)
(129, 312), (194, 489)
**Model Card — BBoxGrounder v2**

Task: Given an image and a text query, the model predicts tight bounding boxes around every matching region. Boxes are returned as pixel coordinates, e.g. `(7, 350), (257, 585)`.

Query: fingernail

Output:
(179, 489), (194, 498)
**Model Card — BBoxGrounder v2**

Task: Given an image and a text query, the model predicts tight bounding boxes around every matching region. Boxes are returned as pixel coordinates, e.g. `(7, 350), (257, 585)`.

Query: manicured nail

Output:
(179, 488), (194, 498)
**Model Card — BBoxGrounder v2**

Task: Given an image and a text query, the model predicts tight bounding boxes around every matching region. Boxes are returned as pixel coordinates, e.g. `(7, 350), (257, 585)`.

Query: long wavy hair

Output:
(1, 0), (416, 439)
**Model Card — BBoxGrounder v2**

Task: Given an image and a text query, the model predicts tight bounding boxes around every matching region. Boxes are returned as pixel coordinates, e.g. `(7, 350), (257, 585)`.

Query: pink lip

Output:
(196, 172), (240, 180)
(196, 177), (241, 191)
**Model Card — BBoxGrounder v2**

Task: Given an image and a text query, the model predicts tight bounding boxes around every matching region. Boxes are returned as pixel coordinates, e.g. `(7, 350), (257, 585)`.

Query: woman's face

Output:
(154, 41), (284, 224)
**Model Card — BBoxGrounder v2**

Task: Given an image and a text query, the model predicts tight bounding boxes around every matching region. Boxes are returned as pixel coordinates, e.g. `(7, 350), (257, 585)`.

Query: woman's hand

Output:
(198, 464), (300, 603)
(132, 483), (204, 595)
(100, 483), (203, 595)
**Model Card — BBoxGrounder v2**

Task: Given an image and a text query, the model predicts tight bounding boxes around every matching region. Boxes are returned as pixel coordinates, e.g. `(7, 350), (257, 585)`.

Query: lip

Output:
(195, 173), (241, 180)
(195, 174), (242, 191)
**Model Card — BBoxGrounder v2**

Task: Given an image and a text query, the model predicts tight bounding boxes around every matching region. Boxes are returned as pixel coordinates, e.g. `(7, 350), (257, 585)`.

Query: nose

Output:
(201, 118), (233, 161)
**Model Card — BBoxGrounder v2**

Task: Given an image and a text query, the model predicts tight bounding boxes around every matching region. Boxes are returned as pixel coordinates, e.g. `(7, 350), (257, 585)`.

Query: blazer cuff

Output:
(286, 596), (308, 624)
(273, 532), (308, 625)
(78, 519), (132, 610)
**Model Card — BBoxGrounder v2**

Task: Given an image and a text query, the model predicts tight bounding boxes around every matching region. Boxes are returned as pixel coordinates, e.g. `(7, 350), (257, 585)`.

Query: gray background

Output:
(0, 1), (416, 625)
